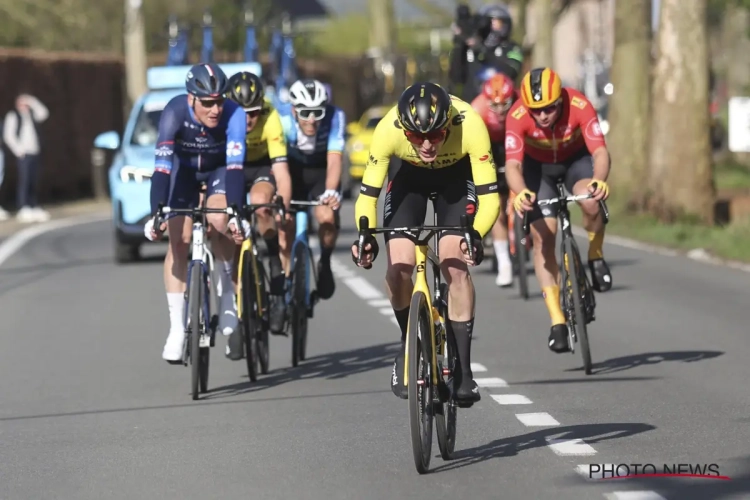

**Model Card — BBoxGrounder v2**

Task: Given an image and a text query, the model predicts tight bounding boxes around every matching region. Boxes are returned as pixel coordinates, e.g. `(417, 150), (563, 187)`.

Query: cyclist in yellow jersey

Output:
(226, 72), (292, 351)
(351, 83), (500, 405)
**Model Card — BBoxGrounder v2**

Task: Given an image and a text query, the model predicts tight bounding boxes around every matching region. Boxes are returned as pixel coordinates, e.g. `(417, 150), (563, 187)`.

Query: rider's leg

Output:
(314, 204), (337, 299)
(205, 171), (239, 336)
(491, 189), (513, 287)
(568, 155), (612, 292)
(162, 214), (193, 361)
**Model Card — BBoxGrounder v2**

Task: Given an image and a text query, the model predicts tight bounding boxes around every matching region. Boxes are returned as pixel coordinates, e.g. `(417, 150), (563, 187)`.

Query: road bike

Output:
(521, 182), (609, 375)
(286, 199), (322, 368)
(232, 198), (287, 381)
(508, 191), (531, 300)
(357, 196), (477, 474)
(152, 198), (238, 400)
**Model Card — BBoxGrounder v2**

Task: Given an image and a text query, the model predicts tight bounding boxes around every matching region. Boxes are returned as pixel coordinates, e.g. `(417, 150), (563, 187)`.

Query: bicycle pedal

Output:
(199, 335), (211, 348)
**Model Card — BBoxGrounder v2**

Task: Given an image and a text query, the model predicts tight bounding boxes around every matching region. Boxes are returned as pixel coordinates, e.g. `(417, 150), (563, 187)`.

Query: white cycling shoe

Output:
(495, 258), (514, 287)
(162, 330), (186, 362)
(218, 292), (238, 336)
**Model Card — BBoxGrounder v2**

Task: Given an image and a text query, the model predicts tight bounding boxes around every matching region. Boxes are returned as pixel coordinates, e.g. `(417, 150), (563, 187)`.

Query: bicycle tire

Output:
(514, 214), (530, 300)
(241, 250), (258, 382)
(256, 261), (270, 374)
(290, 244), (307, 368)
(564, 238), (592, 375)
(435, 284), (457, 460)
(408, 291), (434, 474)
(188, 264), (202, 400)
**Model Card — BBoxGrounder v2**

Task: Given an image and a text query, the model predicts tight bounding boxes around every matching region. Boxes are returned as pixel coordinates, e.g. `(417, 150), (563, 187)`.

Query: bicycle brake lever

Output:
(599, 199), (610, 225)
(357, 216), (369, 267)
(521, 192), (532, 238)
(460, 214), (474, 263)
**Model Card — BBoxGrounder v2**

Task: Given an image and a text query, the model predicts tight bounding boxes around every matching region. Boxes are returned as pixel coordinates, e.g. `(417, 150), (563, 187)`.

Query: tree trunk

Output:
(606, 0), (651, 208)
(646, 0), (715, 224)
(533, 0), (554, 67)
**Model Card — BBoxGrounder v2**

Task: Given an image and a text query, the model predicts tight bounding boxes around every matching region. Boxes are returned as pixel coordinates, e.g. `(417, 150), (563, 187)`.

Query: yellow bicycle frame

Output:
(236, 235), (265, 320)
(403, 243), (444, 389)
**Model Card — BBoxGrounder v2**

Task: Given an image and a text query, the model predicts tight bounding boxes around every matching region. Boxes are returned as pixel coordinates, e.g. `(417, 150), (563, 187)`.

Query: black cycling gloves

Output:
(351, 235), (380, 269)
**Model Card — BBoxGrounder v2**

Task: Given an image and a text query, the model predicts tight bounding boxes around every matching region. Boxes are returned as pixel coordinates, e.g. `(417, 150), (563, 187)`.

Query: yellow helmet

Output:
(520, 68), (562, 109)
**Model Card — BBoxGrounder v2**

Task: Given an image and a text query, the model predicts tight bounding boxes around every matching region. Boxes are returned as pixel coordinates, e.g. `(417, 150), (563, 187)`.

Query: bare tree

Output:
(646, 0), (714, 223)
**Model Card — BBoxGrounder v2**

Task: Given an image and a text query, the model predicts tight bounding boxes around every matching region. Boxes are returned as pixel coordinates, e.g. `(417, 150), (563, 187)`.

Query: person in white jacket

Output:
(3, 94), (50, 223)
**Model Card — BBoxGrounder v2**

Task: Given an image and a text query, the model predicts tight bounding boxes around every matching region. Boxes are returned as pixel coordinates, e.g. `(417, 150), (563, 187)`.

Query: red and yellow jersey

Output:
(504, 88), (606, 164)
(470, 91), (519, 143)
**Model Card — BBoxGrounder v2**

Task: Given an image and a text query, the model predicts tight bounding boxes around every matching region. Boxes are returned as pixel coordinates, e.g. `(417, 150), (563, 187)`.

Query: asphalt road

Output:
(1, 200), (750, 500)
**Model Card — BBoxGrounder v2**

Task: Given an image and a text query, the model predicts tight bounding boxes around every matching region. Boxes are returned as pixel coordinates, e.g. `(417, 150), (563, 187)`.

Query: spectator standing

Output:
(0, 134), (8, 221)
(3, 94), (51, 223)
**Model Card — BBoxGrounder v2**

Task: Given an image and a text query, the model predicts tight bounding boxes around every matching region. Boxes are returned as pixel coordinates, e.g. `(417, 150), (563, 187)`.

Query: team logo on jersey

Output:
(226, 141), (243, 157)
(571, 96), (588, 109)
(511, 107), (527, 120)
(505, 132), (523, 154)
(155, 145), (171, 157)
(479, 154), (489, 162)
(584, 118), (604, 141)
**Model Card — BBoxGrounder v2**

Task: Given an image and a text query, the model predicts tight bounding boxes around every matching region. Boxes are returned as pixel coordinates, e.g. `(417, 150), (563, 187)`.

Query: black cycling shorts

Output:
(289, 161), (340, 229)
(244, 164), (276, 189)
(522, 150), (594, 223)
(491, 142), (509, 196)
(383, 156), (477, 242)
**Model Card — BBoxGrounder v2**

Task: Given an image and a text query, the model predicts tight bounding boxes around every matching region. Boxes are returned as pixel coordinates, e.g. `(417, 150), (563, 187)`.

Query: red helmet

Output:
(482, 74), (515, 106)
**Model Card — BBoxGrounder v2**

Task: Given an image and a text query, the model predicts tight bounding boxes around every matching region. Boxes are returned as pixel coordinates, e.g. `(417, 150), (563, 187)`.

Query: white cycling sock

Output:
(167, 293), (185, 334)
(493, 240), (510, 263)
(217, 259), (235, 303)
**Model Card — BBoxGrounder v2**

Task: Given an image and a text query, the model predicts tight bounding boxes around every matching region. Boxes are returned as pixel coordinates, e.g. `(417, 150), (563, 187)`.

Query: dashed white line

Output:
(545, 438), (597, 456)
(471, 363), (488, 372)
(343, 276), (382, 299)
(475, 377), (508, 388)
(515, 412), (560, 426)
(378, 308), (395, 316)
(604, 492), (666, 500)
(368, 299), (393, 307)
(491, 394), (532, 405)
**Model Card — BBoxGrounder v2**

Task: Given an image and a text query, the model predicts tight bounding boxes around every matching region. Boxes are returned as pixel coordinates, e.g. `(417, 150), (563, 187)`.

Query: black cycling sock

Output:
(394, 306), (410, 343)
(450, 319), (475, 378)
(265, 236), (282, 275)
(320, 246), (333, 264)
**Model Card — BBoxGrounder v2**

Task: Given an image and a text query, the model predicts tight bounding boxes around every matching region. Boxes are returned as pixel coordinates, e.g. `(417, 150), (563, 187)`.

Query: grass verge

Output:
(570, 161), (750, 263)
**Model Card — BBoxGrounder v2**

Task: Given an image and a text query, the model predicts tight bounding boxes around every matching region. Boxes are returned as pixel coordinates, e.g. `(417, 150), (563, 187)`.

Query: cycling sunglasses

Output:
(490, 99), (514, 113)
(529, 99), (561, 116)
(296, 107), (326, 121)
(404, 128), (446, 144)
(244, 107), (262, 118)
(198, 97), (225, 109)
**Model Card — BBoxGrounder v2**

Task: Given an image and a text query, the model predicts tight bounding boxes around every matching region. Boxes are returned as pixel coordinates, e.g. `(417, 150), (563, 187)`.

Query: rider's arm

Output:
(464, 108), (500, 238)
(354, 110), (396, 230)
(503, 106), (528, 195)
(150, 102), (180, 215)
(224, 104), (248, 209)
(325, 107), (346, 191)
(265, 109), (292, 209)
(578, 103), (611, 182)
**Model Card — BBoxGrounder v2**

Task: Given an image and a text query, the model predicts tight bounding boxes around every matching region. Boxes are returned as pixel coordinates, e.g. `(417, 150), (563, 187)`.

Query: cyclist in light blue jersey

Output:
(279, 79), (345, 302)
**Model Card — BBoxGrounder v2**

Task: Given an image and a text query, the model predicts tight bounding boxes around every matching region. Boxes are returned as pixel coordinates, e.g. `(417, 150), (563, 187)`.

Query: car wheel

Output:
(115, 236), (140, 264)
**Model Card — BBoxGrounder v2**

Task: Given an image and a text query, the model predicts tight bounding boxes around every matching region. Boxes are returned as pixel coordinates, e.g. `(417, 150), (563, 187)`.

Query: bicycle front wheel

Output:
(408, 291), (434, 474)
(514, 214), (530, 300)
(435, 284), (457, 460)
(256, 261), (270, 374)
(290, 244), (308, 368)
(188, 264), (202, 400)
(564, 238), (592, 374)
(241, 250), (258, 382)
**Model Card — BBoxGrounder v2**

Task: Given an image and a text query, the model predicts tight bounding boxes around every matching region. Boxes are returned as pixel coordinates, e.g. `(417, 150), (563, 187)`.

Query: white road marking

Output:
(491, 394), (532, 405)
(0, 213), (110, 268)
(378, 308), (395, 316)
(475, 377), (508, 387)
(515, 412), (559, 426)
(471, 363), (488, 372)
(545, 438), (597, 456)
(343, 277), (383, 300)
(368, 299), (393, 307)
(604, 492), (666, 500)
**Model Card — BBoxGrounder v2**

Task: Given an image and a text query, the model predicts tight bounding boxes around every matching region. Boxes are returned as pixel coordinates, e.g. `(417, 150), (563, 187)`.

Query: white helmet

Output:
(289, 79), (328, 108)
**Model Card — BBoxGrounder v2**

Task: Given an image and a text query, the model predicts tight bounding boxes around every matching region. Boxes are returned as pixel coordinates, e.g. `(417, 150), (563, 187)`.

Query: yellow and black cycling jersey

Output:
(354, 95), (500, 237)
(244, 99), (288, 166)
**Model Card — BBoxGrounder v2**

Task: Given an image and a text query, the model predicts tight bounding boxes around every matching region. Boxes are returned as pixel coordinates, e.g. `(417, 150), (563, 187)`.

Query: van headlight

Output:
(119, 166), (154, 183)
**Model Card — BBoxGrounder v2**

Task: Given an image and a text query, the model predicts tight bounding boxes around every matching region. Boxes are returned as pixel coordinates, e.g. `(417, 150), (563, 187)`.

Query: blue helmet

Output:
(185, 63), (228, 98)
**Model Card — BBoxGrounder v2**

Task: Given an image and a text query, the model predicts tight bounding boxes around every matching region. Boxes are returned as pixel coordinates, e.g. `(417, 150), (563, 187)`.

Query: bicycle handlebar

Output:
(356, 214), (476, 267)
(242, 196), (287, 220)
(520, 188), (610, 236)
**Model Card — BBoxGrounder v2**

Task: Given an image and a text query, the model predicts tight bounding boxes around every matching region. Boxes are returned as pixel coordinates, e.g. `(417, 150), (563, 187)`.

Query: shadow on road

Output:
(565, 350), (725, 375)
(432, 422), (656, 473)
(509, 376), (662, 385)
(562, 454), (750, 500)
(202, 341), (400, 400)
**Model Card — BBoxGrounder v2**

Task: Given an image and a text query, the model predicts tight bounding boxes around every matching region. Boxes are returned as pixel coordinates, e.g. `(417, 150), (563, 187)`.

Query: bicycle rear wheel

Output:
(514, 213), (530, 300)
(408, 291), (434, 474)
(435, 284), (457, 460)
(564, 238), (592, 374)
(290, 244), (308, 368)
(241, 250), (258, 382)
(188, 264), (202, 400)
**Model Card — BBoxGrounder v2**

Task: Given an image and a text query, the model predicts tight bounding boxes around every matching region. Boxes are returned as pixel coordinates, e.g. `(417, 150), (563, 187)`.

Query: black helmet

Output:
(185, 63), (228, 98)
(478, 3), (513, 39)
(227, 71), (265, 110)
(396, 83), (452, 134)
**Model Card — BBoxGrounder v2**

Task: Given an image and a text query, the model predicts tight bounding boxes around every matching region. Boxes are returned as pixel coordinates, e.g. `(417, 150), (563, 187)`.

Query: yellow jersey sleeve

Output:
(263, 107), (288, 163)
(460, 104), (500, 237)
(354, 106), (400, 231)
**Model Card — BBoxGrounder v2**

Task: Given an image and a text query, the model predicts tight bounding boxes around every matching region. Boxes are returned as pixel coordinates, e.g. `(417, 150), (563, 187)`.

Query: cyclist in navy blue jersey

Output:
(145, 63), (248, 363)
